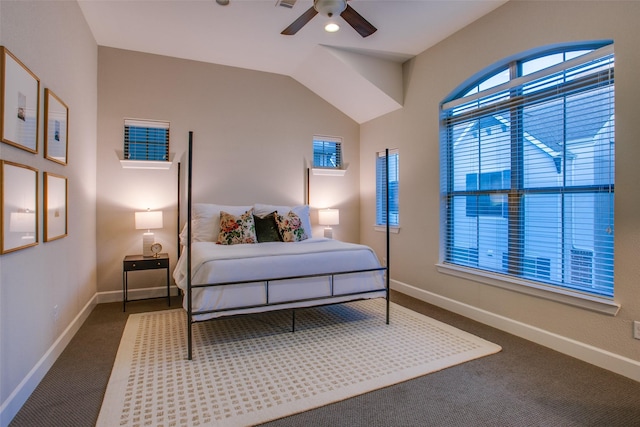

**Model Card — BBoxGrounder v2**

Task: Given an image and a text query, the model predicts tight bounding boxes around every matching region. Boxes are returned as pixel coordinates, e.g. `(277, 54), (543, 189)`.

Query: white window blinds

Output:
(376, 149), (399, 226)
(313, 136), (342, 169)
(124, 119), (170, 162)
(440, 44), (614, 298)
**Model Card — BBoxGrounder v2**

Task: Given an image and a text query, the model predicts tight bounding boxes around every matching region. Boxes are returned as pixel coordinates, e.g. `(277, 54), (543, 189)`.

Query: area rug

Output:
(97, 299), (501, 427)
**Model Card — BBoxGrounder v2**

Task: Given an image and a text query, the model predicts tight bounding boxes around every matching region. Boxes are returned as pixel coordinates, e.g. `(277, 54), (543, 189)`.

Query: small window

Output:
(124, 119), (169, 161)
(376, 149), (399, 226)
(313, 136), (342, 169)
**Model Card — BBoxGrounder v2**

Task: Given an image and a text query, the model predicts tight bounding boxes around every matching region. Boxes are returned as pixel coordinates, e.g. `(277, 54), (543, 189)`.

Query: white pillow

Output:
(180, 204), (252, 244)
(254, 203), (312, 238)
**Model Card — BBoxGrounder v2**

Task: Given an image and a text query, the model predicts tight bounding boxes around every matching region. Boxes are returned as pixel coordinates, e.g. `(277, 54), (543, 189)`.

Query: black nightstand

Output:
(122, 253), (170, 311)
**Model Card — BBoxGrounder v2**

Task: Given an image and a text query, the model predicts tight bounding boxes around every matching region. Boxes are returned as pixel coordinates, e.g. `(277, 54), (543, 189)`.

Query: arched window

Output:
(439, 42), (614, 300)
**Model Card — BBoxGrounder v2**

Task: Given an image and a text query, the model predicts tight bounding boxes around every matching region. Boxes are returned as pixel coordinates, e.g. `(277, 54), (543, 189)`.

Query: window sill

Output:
(374, 226), (400, 234)
(436, 262), (619, 316)
(311, 168), (347, 176)
(120, 160), (172, 170)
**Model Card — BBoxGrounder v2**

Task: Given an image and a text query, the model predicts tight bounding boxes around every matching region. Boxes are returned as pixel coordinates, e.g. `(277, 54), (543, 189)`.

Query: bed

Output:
(177, 132), (391, 359)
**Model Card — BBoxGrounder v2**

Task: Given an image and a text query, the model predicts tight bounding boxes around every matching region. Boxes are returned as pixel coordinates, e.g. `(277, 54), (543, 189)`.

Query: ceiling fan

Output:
(281, 0), (377, 38)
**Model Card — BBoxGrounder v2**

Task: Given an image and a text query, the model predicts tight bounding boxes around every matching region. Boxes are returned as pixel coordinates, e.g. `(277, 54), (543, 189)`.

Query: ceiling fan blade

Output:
(281, 6), (318, 35)
(341, 4), (377, 37)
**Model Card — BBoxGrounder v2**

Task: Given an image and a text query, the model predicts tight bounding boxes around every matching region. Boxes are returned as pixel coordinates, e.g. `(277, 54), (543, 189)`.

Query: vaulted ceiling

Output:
(78, 0), (507, 123)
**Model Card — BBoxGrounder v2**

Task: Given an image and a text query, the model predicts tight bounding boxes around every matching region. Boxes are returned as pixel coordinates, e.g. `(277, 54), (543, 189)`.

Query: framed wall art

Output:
(0, 46), (40, 153)
(44, 172), (68, 242)
(44, 89), (69, 165)
(1, 160), (38, 254)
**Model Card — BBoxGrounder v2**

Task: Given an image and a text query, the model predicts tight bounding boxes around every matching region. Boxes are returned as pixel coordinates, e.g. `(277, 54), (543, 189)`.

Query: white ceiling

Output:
(78, 0), (507, 123)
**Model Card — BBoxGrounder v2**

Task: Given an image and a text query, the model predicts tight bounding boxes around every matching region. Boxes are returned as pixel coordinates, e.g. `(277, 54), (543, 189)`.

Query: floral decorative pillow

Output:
(217, 209), (257, 245)
(275, 211), (309, 242)
(179, 204), (252, 245)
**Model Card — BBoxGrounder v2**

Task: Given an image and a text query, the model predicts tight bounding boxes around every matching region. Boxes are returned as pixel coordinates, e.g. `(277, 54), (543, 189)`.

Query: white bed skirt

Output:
(174, 238), (386, 322)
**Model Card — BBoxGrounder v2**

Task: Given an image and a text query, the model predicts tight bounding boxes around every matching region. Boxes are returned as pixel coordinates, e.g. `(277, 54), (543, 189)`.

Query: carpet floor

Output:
(8, 291), (640, 426)
(96, 300), (501, 426)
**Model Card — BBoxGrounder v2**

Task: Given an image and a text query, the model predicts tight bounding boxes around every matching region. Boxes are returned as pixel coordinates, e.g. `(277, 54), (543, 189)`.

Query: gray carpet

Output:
(9, 291), (640, 427)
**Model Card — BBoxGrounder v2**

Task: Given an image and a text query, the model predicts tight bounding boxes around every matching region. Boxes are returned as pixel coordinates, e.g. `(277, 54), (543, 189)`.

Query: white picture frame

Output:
(44, 89), (69, 165)
(1, 46), (40, 153)
(1, 160), (38, 253)
(44, 172), (68, 242)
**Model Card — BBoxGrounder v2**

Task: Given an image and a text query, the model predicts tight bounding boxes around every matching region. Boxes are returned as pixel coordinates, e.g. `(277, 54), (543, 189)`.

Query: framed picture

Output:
(0, 47), (40, 153)
(1, 160), (38, 254)
(44, 89), (69, 165)
(44, 172), (68, 242)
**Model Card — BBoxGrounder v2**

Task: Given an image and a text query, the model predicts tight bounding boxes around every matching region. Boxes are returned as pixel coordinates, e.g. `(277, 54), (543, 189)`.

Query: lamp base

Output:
(323, 227), (333, 239)
(142, 232), (154, 257)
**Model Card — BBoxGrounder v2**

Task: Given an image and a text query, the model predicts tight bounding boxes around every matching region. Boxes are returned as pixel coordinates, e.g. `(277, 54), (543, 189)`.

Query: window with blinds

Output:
(313, 136), (342, 169)
(376, 149), (399, 226)
(124, 119), (170, 161)
(440, 43), (614, 298)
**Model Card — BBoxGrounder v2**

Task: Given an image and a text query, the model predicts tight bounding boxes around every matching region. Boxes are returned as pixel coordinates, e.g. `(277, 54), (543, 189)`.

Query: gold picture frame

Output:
(44, 172), (68, 242)
(44, 89), (69, 165)
(1, 160), (38, 254)
(0, 46), (40, 153)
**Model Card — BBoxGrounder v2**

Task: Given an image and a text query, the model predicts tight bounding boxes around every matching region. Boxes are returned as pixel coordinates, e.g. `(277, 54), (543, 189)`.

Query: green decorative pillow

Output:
(217, 209), (257, 245)
(253, 212), (283, 243)
(275, 211), (309, 242)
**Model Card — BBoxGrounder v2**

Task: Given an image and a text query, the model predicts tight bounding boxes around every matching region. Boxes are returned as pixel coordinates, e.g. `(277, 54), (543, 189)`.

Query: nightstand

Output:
(122, 253), (170, 311)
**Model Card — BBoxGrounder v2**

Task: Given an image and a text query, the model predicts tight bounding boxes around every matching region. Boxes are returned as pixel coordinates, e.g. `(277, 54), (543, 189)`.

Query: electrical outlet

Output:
(53, 305), (59, 323)
(634, 321), (640, 340)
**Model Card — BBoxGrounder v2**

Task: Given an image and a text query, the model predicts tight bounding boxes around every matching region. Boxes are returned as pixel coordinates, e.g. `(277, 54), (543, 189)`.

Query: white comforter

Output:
(173, 238), (386, 320)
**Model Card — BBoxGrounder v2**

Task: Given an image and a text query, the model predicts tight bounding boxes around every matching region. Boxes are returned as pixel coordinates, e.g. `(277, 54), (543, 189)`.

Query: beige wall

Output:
(96, 47), (361, 295)
(0, 1), (98, 422)
(360, 0), (640, 369)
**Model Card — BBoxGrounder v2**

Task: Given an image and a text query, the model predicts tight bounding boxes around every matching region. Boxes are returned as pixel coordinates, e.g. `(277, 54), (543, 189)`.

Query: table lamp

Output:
(318, 208), (339, 239)
(135, 209), (163, 256)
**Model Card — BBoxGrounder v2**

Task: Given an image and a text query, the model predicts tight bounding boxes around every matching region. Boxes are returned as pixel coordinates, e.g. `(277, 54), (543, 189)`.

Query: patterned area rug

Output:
(97, 299), (501, 427)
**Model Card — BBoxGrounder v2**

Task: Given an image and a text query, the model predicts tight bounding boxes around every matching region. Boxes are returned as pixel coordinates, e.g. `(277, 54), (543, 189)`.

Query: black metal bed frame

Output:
(180, 131), (391, 360)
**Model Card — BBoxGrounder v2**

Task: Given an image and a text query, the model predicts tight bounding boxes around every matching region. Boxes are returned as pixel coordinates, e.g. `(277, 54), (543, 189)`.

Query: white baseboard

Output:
(391, 279), (640, 383)
(0, 295), (98, 427)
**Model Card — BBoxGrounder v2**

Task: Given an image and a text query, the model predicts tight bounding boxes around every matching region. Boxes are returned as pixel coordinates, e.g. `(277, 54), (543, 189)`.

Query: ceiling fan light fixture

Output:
(324, 22), (340, 33)
(281, 0), (375, 37)
(314, 0), (346, 18)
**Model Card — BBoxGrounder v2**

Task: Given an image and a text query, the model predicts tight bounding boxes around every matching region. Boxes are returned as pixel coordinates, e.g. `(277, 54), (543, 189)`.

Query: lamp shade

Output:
(135, 210), (163, 230)
(318, 208), (339, 226)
